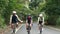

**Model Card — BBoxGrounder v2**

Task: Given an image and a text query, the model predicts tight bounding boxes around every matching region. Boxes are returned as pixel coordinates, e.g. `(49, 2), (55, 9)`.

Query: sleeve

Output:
(42, 17), (44, 25)
(16, 15), (21, 22)
(31, 17), (33, 24)
(26, 17), (27, 23)
(38, 17), (39, 24)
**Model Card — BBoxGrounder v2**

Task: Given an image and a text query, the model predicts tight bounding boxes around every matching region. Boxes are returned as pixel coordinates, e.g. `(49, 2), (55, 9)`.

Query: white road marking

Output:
(15, 24), (23, 33)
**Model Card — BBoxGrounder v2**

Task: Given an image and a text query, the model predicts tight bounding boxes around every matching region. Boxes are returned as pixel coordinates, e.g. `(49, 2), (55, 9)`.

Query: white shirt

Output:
(38, 16), (44, 25)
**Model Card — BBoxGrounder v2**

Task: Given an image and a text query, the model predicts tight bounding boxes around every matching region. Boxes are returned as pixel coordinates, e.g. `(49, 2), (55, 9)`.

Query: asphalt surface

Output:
(6, 23), (60, 34)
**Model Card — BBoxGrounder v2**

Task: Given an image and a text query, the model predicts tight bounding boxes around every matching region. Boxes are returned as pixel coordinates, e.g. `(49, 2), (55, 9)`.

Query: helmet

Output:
(39, 14), (43, 17)
(13, 11), (16, 13)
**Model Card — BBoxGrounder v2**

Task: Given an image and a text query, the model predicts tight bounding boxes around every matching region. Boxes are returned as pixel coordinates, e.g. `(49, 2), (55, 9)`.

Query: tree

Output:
(44, 0), (60, 25)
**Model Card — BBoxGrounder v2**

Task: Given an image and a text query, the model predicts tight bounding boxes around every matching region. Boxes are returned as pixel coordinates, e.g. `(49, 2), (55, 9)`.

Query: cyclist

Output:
(9, 11), (23, 29)
(26, 14), (33, 32)
(38, 14), (44, 33)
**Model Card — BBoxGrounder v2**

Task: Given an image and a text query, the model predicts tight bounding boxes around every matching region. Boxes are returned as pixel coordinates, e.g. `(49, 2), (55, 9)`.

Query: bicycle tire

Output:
(28, 31), (30, 34)
(27, 25), (31, 34)
(39, 25), (42, 34)
(40, 29), (42, 34)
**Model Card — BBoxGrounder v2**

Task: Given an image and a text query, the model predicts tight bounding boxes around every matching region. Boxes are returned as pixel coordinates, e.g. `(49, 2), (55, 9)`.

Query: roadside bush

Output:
(56, 16), (60, 26)
(47, 15), (58, 25)
(0, 14), (6, 28)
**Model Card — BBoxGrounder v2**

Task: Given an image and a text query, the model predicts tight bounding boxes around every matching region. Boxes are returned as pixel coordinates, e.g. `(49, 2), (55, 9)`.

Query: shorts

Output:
(26, 25), (31, 30)
(11, 22), (18, 28)
(28, 21), (31, 24)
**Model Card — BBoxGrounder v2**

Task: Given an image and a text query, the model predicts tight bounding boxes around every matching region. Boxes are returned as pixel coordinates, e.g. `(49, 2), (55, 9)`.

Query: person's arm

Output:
(26, 16), (28, 24)
(16, 15), (23, 23)
(37, 17), (39, 25)
(26, 19), (28, 24)
(42, 17), (44, 25)
(9, 15), (12, 24)
(31, 17), (33, 24)
(26, 17), (28, 25)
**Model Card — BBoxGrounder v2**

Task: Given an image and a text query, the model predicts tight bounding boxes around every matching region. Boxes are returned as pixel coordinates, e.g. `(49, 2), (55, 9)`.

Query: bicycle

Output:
(27, 24), (31, 34)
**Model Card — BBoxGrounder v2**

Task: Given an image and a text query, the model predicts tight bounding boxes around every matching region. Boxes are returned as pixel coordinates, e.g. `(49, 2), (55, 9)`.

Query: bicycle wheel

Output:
(27, 25), (31, 34)
(28, 31), (30, 34)
(40, 28), (42, 34)
(40, 25), (42, 34)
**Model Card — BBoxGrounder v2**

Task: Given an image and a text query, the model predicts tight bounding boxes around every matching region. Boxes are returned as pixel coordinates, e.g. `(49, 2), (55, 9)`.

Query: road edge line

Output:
(15, 24), (24, 33)
(45, 25), (60, 31)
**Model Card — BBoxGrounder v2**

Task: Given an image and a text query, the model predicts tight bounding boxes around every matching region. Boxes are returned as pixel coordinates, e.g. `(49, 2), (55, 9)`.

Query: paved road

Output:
(6, 23), (60, 34)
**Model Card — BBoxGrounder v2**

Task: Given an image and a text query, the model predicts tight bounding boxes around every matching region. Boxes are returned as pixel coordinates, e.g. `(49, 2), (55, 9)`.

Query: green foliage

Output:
(44, 0), (60, 25)
(1, 0), (60, 27)
(56, 16), (60, 26)
(0, 0), (46, 26)
(29, 0), (45, 10)
(0, 14), (6, 28)
(45, 0), (60, 15)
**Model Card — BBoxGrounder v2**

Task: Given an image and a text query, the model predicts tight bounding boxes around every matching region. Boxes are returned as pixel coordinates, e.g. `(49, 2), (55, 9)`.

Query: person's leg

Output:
(30, 24), (31, 30)
(38, 24), (40, 30)
(37, 24), (40, 31)
(26, 23), (28, 28)
(16, 22), (19, 28)
(26, 23), (29, 30)
(11, 23), (15, 33)
(30, 24), (32, 27)
(11, 23), (14, 29)
(40, 24), (42, 34)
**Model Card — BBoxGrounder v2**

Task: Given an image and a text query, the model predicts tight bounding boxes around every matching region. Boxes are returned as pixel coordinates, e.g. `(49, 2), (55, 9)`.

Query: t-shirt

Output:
(12, 15), (18, 23)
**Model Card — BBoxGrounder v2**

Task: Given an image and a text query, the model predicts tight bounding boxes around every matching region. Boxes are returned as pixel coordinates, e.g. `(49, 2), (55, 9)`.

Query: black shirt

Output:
(12, 15), (18, 23)
(27, 16), (31, 24)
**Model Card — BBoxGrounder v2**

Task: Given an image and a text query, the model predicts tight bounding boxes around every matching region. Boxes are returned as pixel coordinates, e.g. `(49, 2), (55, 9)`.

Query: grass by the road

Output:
(0, 25), (11, 34)
(0, 23), (22, 34)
